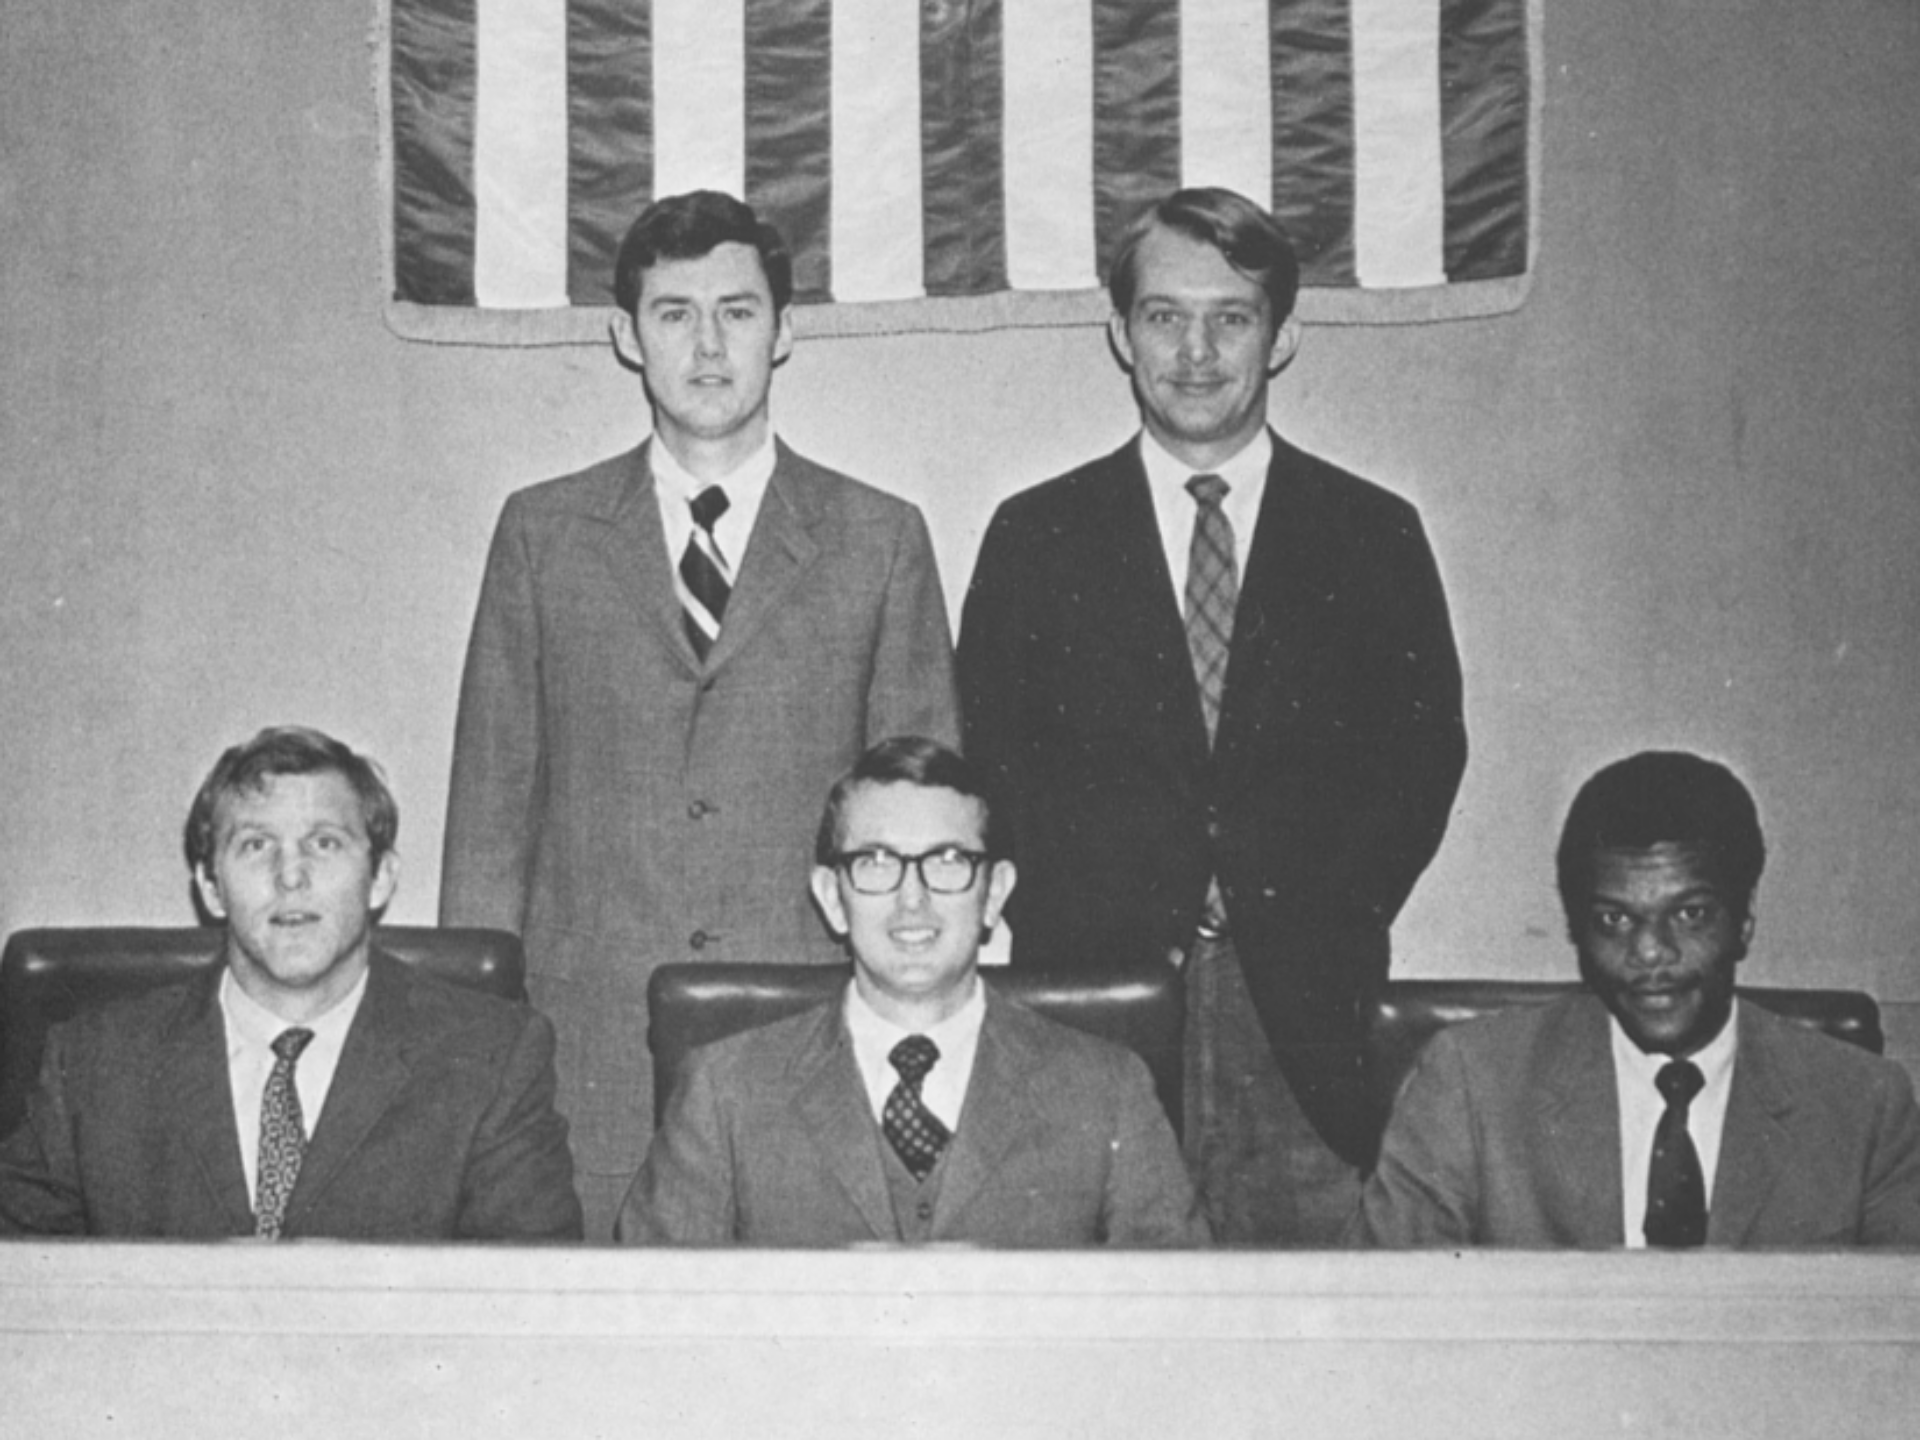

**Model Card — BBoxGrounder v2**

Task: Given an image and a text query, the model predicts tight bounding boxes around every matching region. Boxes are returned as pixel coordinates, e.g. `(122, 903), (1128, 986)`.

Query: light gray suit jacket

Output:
(1348, 993), (1920, 1247)
(441, 440), (959, 1192)
(618, 983), (1210, 1247)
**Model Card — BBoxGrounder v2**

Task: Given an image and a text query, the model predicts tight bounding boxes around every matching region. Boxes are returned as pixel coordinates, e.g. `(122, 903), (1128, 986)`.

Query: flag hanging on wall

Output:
(384, 0), (1535, 343)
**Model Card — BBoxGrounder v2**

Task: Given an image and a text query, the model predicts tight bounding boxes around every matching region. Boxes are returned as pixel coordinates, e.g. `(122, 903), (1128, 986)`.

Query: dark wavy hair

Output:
(814, 736), (996, 864)
(1106, 187), (1301, 325)
(612, 190), (794, 318)
(184, 726), (398, 874)
(1555, 751), (1765, 931)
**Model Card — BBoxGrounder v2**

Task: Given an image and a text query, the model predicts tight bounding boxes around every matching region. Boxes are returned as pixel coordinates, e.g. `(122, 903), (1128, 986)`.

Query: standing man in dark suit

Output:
(1350, 751), (1920, 1247)
(442, 191), (959, 1236)
(619, 736), (1206, 1247)
(0, 726), (581, 1240)
(958, 188), (1466, 1244)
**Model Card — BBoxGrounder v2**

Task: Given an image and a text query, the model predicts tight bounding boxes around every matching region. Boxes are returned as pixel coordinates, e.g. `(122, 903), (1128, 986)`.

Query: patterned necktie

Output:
(678, 484), (732, 660)
(1183, 474), (1237, 744)
(882, 1034), (951, 1181)
(1645, 1059), (1708, 1248)
(254, 1026), (316, 1240)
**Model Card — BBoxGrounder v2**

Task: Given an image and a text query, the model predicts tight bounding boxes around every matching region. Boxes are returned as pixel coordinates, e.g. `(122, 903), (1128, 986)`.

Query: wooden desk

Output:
(4, 1244), (1917, 1437)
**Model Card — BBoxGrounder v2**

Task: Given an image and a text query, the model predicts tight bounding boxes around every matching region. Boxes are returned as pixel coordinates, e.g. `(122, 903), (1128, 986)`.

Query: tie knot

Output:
(889, 1034), (940, 1087)
(1186, 473), (1228, 508)
(271, 1027), (315, 1063)
(689, 484), (730, 533)
(1656, 1059), (1704, 1108)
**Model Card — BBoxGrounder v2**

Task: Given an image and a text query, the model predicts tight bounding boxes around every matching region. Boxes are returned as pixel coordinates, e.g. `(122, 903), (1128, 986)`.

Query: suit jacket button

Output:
(689, 930), (708, 951)
(688, 800), (709, 820)
(917, 1201), (933, 1221)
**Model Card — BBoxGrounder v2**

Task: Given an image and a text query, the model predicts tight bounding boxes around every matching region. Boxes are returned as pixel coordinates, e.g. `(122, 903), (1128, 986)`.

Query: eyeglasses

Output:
(831, 846), (990, 895)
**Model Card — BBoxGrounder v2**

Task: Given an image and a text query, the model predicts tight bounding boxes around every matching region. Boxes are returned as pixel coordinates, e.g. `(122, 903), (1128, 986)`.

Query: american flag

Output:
(386, 0), (1531, 337)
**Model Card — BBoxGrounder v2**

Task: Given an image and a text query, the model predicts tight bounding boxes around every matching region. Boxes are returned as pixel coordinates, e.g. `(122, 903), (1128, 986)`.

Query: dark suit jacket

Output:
(1349, 993), (1920, 1247)
(957, 434), (1465, 1164)
(0, 952), (582, 1240)
(618, 983), (1209, 1247)
(441, 439), (959, 1183)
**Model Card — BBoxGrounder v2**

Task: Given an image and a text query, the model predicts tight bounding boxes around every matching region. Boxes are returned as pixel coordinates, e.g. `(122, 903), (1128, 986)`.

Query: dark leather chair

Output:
(0, 925), (525, 1136)
(648, 962), (1186, 1139)
(1367, 979), (1884, 1116)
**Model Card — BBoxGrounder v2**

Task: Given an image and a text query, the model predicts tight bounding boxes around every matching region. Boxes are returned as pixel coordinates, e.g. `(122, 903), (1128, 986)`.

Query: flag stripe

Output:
(473, 0), (571, 309)
(652, 0), (745, 202)
(1003, 0), (1096, 292)
(566, 0), (651, 304)
(391, 0), (478, 304)
(1269, 0), (1358, 284)
(1092, 0), (1182, 281)
(921, 0), (1007, 296)
(1180, 0), (1273, 206)
(1440, 0), (1529, 280)
(746, 0), (833, 301)
(830, 0), (924, 302)
(1350, 0), (1445, 288)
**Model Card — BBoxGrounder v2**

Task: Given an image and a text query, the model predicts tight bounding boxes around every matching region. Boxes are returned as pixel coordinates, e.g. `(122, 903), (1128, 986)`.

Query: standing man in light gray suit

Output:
(442, 191), (960, 1237)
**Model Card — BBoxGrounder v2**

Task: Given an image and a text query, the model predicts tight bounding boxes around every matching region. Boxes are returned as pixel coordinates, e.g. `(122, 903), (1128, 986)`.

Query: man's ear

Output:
(809, 865), (849, 937)
(610, 310), (644, 371)
(369, 851), (400, 914)
(982, 859), (1017, 932)
(772, 305), (796, 367)
(194, 865), (227, 921)
(1267, 311), (1303, 375)
(1107, 309), (1135, 371)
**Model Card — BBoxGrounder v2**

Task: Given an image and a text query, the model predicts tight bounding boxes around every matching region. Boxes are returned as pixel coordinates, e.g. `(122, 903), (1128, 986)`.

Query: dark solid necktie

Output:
(882, 1034), (951, 1181)
(679, 484), (732, 660)
(1644, 1059), (1708, 1248)
(254, 1026), (316, 1240)
(1183, 474), (1237, 744)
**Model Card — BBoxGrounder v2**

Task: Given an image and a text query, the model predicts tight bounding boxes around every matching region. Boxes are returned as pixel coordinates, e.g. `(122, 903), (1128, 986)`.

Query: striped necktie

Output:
(679, 484), (732, 660)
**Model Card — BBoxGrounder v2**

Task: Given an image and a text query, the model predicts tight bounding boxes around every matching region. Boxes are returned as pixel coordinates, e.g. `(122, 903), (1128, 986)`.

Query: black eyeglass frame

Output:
(828, 846), (992, 895)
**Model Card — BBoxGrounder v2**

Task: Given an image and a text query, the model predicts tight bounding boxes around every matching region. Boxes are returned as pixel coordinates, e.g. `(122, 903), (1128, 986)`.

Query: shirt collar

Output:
(648, 430), (778, 509)
(1608, 998), (1740, 1095)
(1138, 425), (1272, 498)
(220, 962), (369, 1052)
(842, 973), (988, 1128)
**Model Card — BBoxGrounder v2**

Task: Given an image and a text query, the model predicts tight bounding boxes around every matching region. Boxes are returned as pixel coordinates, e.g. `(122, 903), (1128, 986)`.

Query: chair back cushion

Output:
(1368, 979), (1884, 1115)
(647, 963), (1185, 1138)
(0, 926), (524, 1136)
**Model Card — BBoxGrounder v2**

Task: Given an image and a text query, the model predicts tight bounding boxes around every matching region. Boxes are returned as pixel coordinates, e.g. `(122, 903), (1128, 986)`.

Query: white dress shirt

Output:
(843, 976), (987, 1133)
(221, 967), (367, 1201)
(650, 430), (777, 578)
(1139, 427), (1273, 607)
(1611, 1002), (1739, 1247)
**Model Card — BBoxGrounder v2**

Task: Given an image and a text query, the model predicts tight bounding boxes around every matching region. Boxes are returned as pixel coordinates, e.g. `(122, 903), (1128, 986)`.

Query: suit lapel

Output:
(598, 441), (703, 677)
(704, 443), (820, 674)
(1216, 435), (1317, 754)
(1706, 1003), (1793, 1245)
(933, 992), (1041, 1235)
(789, 1005), (896, 1241)
(1531, 996), (1626, 1243)
(282, 955), (413, 1231)
(159, 971), (255, 1233)
(1098, 445), (1211, 770)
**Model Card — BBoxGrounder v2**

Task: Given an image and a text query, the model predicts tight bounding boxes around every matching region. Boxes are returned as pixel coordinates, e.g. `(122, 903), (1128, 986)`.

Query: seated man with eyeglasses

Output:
(616, 736), (1208, 1246)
